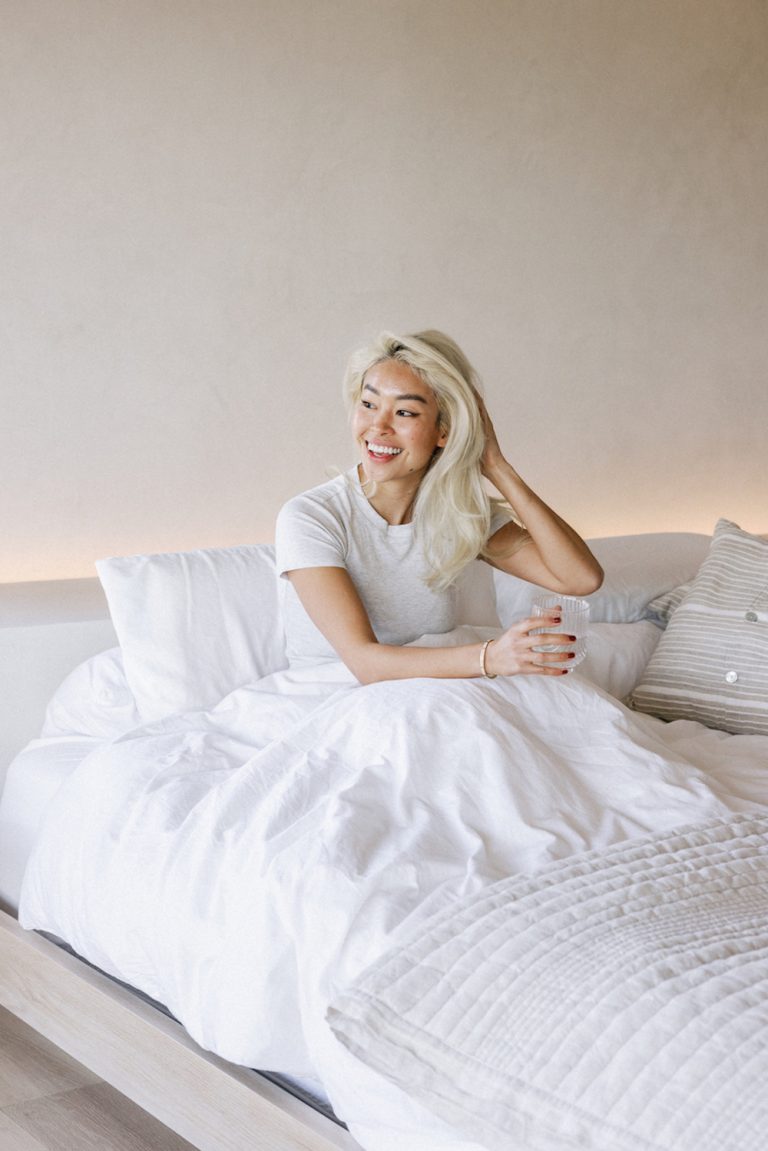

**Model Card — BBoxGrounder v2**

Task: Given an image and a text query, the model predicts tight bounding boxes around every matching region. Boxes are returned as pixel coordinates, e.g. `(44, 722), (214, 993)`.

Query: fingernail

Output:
(567, 653), (575, 659)
(569, 635), (577, 641)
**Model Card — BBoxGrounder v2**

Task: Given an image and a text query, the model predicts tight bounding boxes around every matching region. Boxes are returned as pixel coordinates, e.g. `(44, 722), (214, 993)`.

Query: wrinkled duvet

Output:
(18, 659), (768, 1150)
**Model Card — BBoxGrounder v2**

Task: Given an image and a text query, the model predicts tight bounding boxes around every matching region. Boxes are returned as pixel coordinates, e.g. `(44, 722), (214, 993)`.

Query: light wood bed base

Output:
(0, 578), (361, 1151)
(0, 910), (360, 1150)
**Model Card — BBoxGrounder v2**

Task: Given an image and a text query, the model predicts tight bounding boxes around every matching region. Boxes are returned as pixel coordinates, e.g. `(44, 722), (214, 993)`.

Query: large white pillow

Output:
(576, 620), (661, 699)
(96, 544), (287, 722)
(493, 532), (711, 625)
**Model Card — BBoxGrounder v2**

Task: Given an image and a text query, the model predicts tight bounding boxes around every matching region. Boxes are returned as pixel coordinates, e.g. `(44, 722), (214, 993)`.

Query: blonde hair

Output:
(343, 329), (496, 590)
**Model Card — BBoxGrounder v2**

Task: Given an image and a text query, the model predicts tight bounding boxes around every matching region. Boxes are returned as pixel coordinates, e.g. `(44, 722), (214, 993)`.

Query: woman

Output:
(275, 330), (603, 683)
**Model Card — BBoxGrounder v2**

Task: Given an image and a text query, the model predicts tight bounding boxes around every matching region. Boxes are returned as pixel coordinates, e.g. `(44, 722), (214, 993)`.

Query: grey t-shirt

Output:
(275, 468), (508, 665)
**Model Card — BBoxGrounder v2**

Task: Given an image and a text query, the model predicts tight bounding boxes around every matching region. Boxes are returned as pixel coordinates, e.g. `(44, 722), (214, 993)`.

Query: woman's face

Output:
(351, 359), (448, 486)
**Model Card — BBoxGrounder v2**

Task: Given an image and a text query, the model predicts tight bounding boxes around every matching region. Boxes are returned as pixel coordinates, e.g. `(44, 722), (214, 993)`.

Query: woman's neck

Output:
(357, 465), (419, 525)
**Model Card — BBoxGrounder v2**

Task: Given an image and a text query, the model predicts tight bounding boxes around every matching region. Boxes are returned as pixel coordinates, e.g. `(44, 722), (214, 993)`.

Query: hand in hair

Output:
(471, 386), (604, 596)
(473, 389), (505, 480)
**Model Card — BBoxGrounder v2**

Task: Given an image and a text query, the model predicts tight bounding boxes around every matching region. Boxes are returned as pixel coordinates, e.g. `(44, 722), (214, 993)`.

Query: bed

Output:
(1, 518), (767, 1151)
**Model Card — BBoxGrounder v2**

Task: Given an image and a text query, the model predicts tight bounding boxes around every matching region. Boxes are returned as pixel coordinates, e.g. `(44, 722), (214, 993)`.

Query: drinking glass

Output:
(531, 594), (590, 670)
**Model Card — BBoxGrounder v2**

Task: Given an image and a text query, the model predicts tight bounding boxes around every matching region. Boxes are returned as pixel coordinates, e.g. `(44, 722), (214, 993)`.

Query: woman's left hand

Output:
(475, 390), (506, 479)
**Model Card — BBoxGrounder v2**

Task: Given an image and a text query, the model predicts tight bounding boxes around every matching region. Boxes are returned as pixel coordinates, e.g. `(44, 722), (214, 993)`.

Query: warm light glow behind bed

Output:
(3, 505), (766, 585)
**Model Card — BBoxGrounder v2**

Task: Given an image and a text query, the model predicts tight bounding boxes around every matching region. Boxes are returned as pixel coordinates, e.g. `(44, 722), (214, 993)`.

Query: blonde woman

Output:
(275, 330), (602, 683)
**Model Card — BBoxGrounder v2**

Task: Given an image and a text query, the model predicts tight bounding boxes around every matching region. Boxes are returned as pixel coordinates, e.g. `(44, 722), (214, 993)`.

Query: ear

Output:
(436, 422), (449, 448)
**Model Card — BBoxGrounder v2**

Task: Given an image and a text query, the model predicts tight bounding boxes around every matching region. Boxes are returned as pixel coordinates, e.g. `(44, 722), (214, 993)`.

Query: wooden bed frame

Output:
(0, 578), (361, 1151)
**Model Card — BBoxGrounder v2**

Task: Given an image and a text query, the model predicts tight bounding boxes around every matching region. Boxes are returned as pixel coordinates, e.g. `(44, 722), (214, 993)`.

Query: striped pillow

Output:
(644, 580), (691, 628)
(628, 519), (768, 735)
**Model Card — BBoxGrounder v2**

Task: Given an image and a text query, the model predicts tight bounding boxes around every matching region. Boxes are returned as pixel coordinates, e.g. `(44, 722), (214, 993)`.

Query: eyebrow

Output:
(363, 382), (429, 404)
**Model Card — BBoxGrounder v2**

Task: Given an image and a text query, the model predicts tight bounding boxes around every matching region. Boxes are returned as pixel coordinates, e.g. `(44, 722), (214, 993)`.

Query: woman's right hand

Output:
(483, 610), (577, 677)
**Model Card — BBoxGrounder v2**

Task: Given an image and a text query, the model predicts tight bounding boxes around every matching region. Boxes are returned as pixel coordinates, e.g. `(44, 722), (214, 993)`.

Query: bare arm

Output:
(476, 393), (604, 595)
(287, 566), (577, 685)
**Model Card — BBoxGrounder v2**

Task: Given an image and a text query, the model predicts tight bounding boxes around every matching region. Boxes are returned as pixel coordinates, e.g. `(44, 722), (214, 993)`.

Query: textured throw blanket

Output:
(329, 814), (768, 1151)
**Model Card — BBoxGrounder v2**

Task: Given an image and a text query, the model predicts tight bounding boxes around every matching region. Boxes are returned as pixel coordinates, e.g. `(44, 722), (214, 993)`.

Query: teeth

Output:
(368, 443), (402, 456)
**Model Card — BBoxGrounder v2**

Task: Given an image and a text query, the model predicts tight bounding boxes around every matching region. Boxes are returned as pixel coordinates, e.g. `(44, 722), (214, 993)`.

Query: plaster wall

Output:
(3, 0), (767, 580)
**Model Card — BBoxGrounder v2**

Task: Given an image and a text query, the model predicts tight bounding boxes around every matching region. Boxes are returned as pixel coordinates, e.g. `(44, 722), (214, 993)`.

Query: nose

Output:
(370, 409), (394, 435)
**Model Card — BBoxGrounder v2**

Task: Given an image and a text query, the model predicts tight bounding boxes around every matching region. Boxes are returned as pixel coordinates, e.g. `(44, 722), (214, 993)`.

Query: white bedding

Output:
(0, 737), (100, 913)
(1, 620), (662, 914)
(17, 634), (768, 1150)
(329, 814), (768, 1151)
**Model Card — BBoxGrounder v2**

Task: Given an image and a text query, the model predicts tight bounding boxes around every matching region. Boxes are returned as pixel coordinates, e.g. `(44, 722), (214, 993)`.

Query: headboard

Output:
(0, 579), (117, 790)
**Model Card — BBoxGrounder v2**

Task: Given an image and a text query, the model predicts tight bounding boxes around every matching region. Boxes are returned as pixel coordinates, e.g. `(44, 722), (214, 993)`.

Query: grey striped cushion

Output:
(628, 519), (768, 735)
(644, 580), (691, 627)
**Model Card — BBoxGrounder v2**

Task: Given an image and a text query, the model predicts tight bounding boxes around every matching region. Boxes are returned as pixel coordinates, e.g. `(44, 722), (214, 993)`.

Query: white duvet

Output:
(18, 648), (768, 1150)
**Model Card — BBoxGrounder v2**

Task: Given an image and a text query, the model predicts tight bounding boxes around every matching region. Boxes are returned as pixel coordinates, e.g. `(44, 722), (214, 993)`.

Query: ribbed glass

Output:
(531, 594), (590, 668)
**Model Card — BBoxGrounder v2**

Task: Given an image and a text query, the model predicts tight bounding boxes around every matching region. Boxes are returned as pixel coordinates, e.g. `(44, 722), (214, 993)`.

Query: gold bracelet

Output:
(480, 639), (497, 679)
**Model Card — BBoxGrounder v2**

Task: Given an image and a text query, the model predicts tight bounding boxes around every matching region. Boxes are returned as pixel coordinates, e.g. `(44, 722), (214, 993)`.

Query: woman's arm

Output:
(477, 394), (604, 595)
(287, 566), (577, 685)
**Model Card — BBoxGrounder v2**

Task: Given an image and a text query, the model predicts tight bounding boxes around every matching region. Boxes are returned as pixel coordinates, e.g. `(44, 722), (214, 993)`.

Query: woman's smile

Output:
(365, 441), (404, 460)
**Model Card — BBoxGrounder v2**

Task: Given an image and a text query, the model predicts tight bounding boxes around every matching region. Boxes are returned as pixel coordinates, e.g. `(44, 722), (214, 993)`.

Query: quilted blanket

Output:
(329, 814), (768, 1151)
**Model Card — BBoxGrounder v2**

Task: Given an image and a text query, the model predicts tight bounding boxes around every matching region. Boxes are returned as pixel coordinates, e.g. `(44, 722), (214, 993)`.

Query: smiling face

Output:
(351, 359), (448, 488)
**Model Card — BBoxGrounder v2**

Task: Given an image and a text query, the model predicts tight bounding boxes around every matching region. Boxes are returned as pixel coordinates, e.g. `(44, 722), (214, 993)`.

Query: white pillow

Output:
(576, 621), (661, 700)
(96, 544), (287, 722)
(493, 532), (711, 625)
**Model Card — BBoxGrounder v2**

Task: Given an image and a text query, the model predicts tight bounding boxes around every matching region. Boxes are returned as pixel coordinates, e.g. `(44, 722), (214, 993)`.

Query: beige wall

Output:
(3, 0), (767, 581)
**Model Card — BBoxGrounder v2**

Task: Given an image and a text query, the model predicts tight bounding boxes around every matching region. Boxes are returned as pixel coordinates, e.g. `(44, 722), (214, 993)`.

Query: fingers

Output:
(471, 384), (487, 410)
(472, 389), (496, 437)
(526, 647), (576, 676)
(490, 615), (580, 677)
(511, 613), (575, 648)
(521, 609), (562, 630)
(533, 648), (577, 663)
(502, 614), (578, 674)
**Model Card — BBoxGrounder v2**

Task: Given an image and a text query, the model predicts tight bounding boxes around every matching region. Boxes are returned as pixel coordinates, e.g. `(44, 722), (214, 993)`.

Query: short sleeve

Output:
(274, 492), (348, 578)
(489, 504), (514, 537)
(486, 504), (532, 558)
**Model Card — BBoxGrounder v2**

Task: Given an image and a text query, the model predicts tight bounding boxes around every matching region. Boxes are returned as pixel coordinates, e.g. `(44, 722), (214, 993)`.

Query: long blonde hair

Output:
(343, 330), (495, 590)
